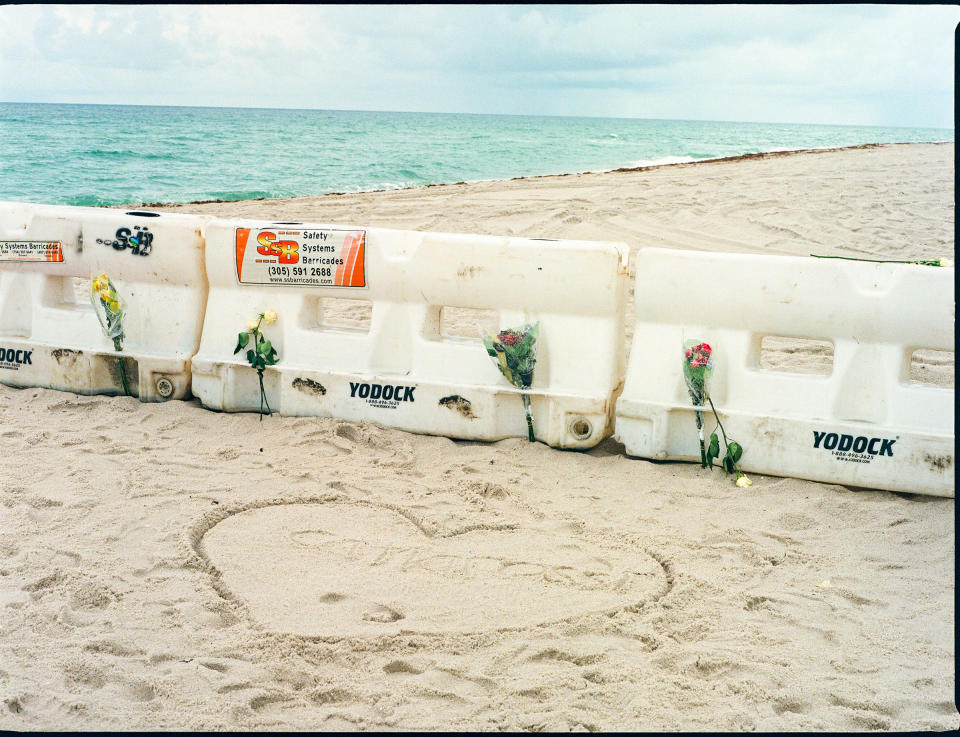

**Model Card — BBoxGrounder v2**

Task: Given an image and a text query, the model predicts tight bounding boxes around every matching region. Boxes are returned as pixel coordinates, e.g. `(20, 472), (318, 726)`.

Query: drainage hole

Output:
(570, 419), (592, 440)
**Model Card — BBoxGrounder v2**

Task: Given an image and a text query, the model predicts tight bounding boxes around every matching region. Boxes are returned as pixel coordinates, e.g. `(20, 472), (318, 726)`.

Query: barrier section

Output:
(614, 248), (954, 496)
(191, 219), (629, 448)
(0, 202), (211, 401)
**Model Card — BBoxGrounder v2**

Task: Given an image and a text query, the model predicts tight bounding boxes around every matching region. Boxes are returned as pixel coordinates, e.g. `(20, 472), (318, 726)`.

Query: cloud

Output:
(0, 4), (955, 127)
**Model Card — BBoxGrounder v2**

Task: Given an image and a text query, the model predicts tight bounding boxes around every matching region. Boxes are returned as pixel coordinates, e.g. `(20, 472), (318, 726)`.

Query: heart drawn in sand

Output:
(200, 502), (667, 637)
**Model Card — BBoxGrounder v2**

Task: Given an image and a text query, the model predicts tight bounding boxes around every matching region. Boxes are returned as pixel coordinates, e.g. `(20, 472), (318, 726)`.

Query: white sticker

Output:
(0, 241), (63, 262)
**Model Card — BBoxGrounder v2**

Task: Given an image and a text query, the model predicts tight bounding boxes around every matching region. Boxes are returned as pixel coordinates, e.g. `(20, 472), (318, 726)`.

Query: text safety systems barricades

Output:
(614, 248), (955, 497)
(0, 202), (210, 401)
(190, 219), (630, 448)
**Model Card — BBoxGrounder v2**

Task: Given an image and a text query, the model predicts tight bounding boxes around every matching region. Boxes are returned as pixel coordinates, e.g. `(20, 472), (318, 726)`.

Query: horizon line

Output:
(0, 100), (952, 132)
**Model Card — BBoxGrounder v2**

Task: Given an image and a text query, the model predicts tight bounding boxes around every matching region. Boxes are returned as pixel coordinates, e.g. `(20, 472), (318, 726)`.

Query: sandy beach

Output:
(0, 142), (955, 730)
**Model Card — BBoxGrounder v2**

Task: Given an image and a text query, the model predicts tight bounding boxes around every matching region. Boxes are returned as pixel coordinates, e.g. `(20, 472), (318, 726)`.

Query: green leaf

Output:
(706, 433), (720, 469)
(722, 456), (734, 474)
(234, 331), (250, 354)
(728, 441), (743, 463)
(246, 349), (255, 366)
(257, 340), (272, 356)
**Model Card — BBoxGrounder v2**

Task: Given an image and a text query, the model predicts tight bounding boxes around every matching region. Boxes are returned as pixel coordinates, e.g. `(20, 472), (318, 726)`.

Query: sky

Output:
(0, 4), (956, 128)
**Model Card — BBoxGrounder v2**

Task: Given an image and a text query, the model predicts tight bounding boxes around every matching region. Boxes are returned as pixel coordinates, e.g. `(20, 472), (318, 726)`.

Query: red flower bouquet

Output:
(483, 322), (539, 441)
(682, 340), (748, 484)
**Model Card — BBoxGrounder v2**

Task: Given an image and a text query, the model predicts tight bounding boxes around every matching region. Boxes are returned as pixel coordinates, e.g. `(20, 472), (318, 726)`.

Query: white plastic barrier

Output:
(191, 219), (630, 448)
(614, 248), (955, 496)
(0, 202), (211, 401)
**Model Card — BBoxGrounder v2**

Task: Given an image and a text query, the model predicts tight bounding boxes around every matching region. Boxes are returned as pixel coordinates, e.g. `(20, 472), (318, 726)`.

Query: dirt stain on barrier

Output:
(51, 348), (83, 363)
(292, 378), (326, 396)
(439, 395), (476, 419)
(456, 265), (483, 279)
(923, 453), (952, 473)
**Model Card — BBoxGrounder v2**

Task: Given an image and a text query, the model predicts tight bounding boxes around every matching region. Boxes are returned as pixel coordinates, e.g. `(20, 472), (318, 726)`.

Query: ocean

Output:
(0, 102), (952, 207)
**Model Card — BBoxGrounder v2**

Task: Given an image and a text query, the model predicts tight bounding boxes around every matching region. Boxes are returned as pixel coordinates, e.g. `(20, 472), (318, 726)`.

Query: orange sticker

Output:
(235, 228), (365, 288)
(0, 241), (64, 262)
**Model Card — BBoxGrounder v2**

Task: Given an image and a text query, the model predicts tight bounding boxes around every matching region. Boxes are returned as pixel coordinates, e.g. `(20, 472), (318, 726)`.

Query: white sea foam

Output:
(621, 155), (701, 169)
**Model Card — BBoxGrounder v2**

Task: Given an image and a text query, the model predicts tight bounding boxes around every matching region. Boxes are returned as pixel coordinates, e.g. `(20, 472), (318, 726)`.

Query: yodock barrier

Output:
(0, 202), (211, 401)
(614, 248), (955, 496)
(191, 219), (630, 448)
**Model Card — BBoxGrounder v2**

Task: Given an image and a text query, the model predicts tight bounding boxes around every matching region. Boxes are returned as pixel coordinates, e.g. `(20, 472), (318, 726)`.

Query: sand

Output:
(1, 142), (955, 731)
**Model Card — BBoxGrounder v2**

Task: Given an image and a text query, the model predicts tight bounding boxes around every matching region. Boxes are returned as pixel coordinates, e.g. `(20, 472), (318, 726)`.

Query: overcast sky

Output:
(0, 4), (956, 128)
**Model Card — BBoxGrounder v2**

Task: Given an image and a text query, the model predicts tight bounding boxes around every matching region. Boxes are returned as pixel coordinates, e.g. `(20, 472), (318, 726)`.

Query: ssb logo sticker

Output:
(256, 231), (300, 264)
(97, 226), (153, 256)
(235, 227), (366, 287)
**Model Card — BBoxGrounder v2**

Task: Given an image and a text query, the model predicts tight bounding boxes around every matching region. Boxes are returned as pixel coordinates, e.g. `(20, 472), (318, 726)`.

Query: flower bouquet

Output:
(682, 340), (713, 467)
(234, 310), (279, 420)
(90, 272), (129, 396)
(482, 321), (539, 441)
(682, 340), (750, 485)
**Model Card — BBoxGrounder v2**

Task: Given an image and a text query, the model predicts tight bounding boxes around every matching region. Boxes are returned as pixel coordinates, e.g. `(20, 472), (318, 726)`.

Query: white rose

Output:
(940, 258), (953, 268)
(263, 310), (278, 325)
(246, 318), (260, 332)
(735, 474), (752, 488)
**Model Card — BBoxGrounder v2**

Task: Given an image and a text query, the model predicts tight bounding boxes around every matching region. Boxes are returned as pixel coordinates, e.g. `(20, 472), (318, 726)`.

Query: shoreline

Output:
(126, 140), (953, 209)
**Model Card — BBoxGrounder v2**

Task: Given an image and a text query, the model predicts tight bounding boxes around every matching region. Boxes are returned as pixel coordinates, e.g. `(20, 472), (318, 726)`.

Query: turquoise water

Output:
(0, 102), (952, 207)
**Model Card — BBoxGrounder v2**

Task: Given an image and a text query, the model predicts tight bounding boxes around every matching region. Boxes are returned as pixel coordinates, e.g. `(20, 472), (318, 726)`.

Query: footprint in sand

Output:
(360, 603), (404, 623)
(382, 659), (423, 675)
(318, 592), (348, 603)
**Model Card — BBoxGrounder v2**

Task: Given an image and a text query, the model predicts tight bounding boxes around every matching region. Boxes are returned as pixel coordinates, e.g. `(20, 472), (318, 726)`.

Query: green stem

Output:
(257, 368), (272, 420)
(706, 396), (730, 447)
(521, 392), (534, 442)
(117, 357), (129, 396)
(251, 317), (272, 420)
(695, 409), (706, 467)
(112, 336), (129, 397)
(707, 396), (741, 474)
(687, 383), (708, 467)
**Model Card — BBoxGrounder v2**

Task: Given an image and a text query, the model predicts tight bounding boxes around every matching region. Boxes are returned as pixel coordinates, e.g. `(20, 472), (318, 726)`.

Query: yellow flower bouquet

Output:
(90, 272), (130, 396)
